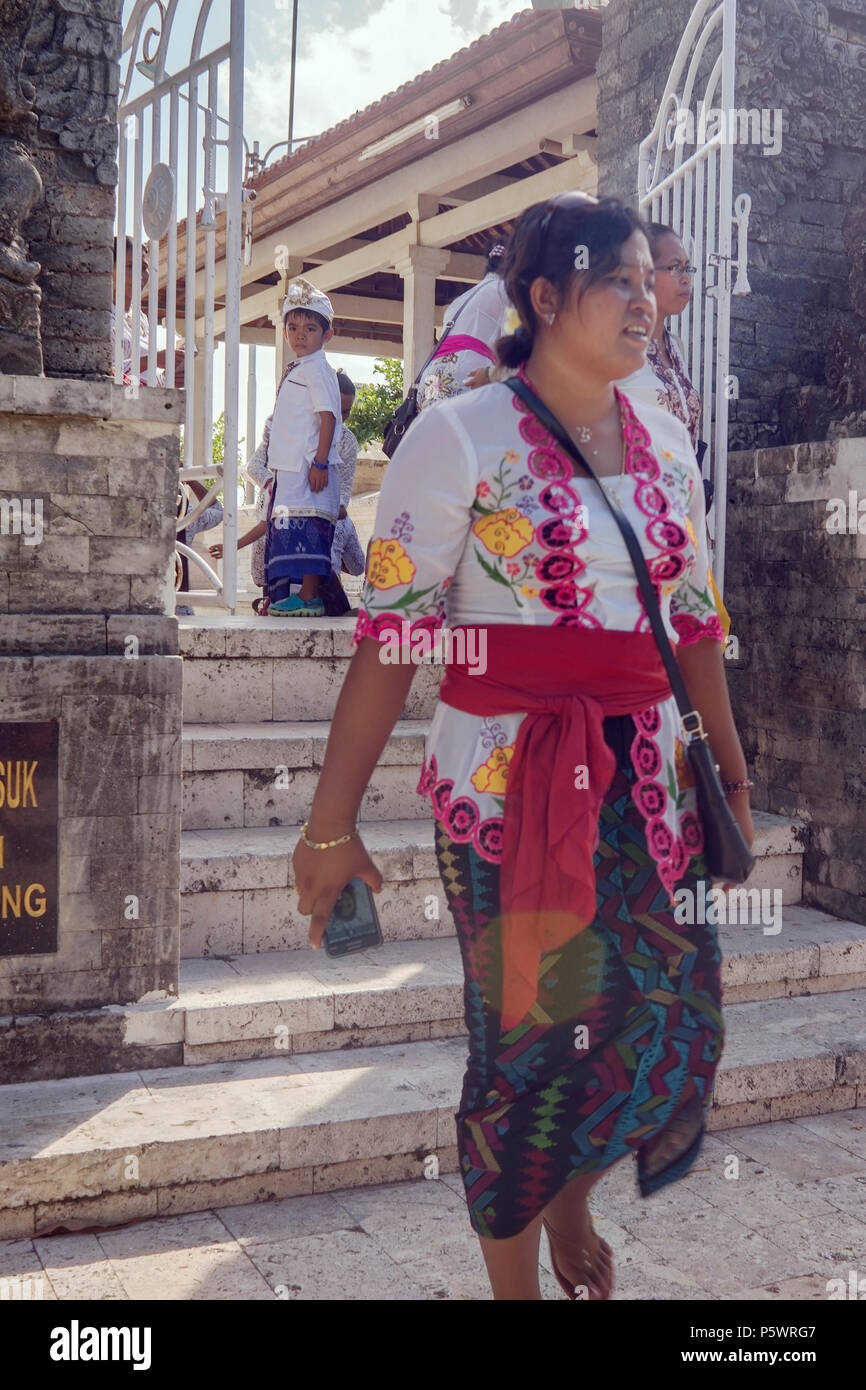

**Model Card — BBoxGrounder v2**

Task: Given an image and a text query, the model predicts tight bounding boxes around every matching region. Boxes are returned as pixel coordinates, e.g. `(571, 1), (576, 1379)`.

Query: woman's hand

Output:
(727, 789), (755, 849)
(293, 833), (383, 949)
(337, 504), (348, 520)
(464, 366), (491, 390)
(719, 789), (755, 893)
(291, 641), (415, 948)
(209, 542), (223, 560)
(308, 461), (329, 493)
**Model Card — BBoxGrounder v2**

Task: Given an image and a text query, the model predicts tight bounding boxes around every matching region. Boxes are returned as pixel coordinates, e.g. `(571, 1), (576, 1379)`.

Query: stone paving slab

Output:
(4, 1112), (866, 1300)
(1, 1005), (864, 1241)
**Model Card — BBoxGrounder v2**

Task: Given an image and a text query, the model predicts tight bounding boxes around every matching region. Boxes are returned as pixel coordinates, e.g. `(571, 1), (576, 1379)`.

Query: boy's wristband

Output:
(311, 458), (329, 469)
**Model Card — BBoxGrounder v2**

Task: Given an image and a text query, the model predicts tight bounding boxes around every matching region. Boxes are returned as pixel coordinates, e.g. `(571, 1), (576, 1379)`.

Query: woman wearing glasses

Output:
(620, 224), (730, 635)
(619, 226), (702, 451)
(292, 195), (751, 1300)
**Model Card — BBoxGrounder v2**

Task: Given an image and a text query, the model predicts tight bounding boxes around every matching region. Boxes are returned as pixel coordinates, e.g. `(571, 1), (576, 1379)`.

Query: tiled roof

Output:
(249, 9), (547, 185)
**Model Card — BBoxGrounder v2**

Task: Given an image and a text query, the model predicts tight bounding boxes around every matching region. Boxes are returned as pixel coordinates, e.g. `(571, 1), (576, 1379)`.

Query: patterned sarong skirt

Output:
(434, 713), (725, 1240)
(265, 467), (337, 602)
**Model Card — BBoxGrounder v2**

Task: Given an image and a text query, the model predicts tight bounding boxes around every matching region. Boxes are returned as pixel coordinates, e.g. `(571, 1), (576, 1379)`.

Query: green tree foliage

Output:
(346, 357), (404, 448)
(204, 410), (245, 496)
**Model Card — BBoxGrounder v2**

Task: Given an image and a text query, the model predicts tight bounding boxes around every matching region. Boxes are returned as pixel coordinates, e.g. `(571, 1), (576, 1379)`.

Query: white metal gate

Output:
(637, 0), (751, 590)
(117, 0), (245, 611)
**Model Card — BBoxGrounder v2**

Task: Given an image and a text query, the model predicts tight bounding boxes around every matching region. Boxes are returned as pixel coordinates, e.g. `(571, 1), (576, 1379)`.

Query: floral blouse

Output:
(416, 274), (512, 411)
(620, 328), (702, 450)
(352, 377), (724, 898)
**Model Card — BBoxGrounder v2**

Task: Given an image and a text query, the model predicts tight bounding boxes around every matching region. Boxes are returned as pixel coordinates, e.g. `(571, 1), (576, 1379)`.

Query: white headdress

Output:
(281, 276), (334, 325)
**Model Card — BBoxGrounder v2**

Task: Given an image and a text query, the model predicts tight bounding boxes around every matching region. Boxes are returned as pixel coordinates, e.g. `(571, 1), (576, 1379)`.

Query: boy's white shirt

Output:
(267, 347), (342, 473)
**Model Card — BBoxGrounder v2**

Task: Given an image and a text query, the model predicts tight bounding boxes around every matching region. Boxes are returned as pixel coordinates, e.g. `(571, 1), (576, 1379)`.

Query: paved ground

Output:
(3, 1109), (865, 1300)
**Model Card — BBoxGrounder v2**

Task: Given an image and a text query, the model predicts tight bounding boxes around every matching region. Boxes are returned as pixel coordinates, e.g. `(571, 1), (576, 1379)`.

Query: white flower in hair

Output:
(504, 306), (522, 336)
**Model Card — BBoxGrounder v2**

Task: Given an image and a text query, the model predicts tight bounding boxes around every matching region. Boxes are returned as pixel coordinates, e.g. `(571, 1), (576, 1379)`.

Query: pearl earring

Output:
(545, 312), (555, 326)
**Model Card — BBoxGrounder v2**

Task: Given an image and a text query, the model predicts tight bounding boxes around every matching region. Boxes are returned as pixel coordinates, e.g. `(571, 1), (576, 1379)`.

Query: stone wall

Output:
(21, 0), (121, 380)
(0, 377), (183, 1080)
(0, 377), (180, 621)
(596, 0), (866, 450)
(724, 437), (866, 923)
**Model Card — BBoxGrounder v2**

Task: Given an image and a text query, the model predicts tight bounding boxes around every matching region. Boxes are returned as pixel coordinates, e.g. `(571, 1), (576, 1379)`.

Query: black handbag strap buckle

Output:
(681, 710), (708, 743)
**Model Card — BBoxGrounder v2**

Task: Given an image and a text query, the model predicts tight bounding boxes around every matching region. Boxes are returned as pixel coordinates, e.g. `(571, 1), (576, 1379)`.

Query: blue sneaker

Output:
(270, 595), (324, 617)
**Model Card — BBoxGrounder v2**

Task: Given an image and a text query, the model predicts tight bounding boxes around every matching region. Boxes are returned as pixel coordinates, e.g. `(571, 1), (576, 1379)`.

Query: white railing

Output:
(637, 0), (750, 590)
(117, 0), (245, 611)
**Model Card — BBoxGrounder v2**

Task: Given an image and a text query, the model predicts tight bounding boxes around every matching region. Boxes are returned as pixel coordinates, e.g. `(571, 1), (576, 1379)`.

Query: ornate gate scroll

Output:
(638, 0), (751, 590)
(118, 0), (245, 611)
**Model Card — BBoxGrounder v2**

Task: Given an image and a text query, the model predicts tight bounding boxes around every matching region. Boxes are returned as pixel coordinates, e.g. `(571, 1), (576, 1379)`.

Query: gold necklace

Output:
(601, 467), (629, 505)
(595, 432), (629, 506)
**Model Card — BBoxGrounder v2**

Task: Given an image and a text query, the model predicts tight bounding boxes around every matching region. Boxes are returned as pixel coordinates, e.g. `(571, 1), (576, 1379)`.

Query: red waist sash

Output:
(438, 626), (672, 1029)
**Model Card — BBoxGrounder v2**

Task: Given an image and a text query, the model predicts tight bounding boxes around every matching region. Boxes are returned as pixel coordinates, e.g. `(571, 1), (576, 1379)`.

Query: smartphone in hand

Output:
(323, 877), (383, 957)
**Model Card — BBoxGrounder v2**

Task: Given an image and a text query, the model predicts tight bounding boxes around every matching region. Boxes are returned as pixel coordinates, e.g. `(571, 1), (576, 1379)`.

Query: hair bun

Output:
(495, 320), (533, 369)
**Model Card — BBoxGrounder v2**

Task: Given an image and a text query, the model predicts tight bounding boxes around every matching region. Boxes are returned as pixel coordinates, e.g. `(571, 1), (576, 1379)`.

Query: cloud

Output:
(243, 0), (526, 158)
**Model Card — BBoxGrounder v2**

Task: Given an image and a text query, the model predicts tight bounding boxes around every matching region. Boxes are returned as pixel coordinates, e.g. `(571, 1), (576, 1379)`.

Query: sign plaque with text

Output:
(0, 722), (59, 956)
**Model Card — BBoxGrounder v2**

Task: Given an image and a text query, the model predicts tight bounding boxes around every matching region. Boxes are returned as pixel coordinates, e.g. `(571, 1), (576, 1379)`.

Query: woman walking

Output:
(415, 241), (511, 410)
(292, 195), (753, 1300)
(618, 223), (702, 449)
(619, 222), (730, 634)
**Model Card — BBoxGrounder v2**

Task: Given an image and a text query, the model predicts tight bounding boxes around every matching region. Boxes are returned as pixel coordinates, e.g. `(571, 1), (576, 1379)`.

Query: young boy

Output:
(222, 369), (361, 616)
(262, 278), (342, 616)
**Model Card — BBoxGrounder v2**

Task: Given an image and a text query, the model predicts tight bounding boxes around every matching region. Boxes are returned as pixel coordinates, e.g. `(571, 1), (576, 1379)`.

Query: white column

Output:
(192, 338), (208, 472)
(269, 314), (284, 392)
(395, 246), (451, 386)
(244, 344), (257, 505)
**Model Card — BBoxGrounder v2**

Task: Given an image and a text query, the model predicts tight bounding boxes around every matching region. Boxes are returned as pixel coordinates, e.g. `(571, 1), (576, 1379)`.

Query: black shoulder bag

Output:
(382, 280), (490, 459)
(505, 376), (755, 886)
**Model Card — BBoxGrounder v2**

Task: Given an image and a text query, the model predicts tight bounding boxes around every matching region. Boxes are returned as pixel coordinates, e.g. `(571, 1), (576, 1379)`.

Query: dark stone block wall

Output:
(0, 378), (183, 1079)
(20, 0), (122, 380)
(0, 378), (181, 620)
(596, 0), (866, 450)
(724, 438), (866, 923)
(0, 4), (186, 1085)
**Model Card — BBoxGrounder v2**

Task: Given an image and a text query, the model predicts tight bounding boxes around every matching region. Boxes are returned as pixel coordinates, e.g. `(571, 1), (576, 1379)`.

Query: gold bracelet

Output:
(299, 821), (357, 850)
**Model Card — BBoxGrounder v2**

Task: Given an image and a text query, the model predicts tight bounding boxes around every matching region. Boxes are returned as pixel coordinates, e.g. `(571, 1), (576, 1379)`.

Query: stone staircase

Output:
(2, 616), (866, 1239)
